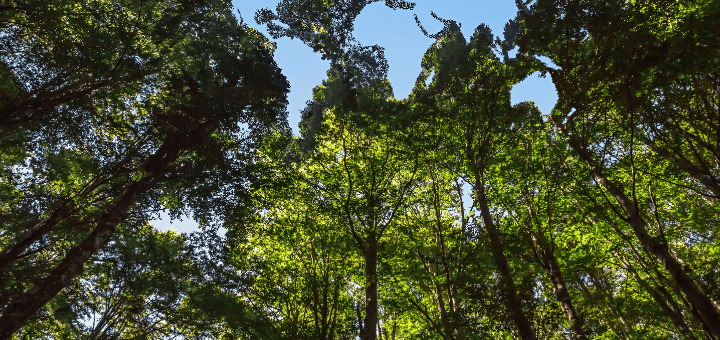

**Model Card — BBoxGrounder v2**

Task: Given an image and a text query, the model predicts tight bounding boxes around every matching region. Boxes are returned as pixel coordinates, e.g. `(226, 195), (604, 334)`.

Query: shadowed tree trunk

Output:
(574, 273), (631, 340)
(360, 235), (379, 340)
(0, 127), (203, 339)
(552, 111), (720, 338)
(528, 231), (586, 340)
(616, 253), (697, 340)
(473, 174), (537, 340)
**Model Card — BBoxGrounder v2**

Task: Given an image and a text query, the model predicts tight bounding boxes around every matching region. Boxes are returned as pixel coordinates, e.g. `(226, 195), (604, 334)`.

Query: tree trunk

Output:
(429, 266), (453, 340)
(589, 208), (709, 338)
(360, 236), (378, 340)
(0, 133), (188, 339)
(554, 115), (720, 337)
(638, 134), (720, 199)
(617, 255), (697, 340)
(430, 170), (460, 340)
(588, 270), (636, 336)
(0, 212), (68, 271)
(575, 274), (631, 340)
(529, 233), (586, 340)
(474, 179), (537, 340)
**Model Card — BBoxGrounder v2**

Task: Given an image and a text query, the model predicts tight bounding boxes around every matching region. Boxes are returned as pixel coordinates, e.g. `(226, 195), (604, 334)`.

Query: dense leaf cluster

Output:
(1, 0), (719, 339)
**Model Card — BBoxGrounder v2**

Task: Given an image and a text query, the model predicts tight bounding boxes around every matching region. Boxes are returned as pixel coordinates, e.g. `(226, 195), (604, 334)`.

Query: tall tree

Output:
(3, 0), (720, 337)
(232, 131), (358, 339)
(313, 102), (420, 340)
(519, 0), (720, 335)
(0, 0), (289, 337)
(411, 19), (541, 338)
(492, 110), (588, 339)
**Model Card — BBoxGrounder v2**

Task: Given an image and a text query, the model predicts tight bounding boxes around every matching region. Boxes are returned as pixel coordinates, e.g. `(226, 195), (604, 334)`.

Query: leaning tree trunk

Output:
(574, 273), (632, 340)
(553, 114), (720, 338)
(0, 163), (128, 271)
(0, 208), (70, 271)
(528, 231), (587, 340)
(616, 254), (697, 340)
(0, 131), (192, 339)
(473, 176), (537, 340)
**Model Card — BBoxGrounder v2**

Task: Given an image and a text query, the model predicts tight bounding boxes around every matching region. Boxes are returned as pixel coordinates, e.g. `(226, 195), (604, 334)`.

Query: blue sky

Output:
(233, 0), (558, 133)
(151, 0), (558, 233)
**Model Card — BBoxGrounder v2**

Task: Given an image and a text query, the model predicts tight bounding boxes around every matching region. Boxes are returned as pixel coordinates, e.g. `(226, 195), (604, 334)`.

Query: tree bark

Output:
(0, 212), (68, 271)
(425, 259), (453, 340)
(0, 133), (187, 339)
(0, 157), (131, 271)
(529, 232), (586, 340)
(360, 235), (378, 340)
(553, 114), (720, 337)
(433, 279), (453, 340)
(640, 134), (720, 199)
(617, 255), (697, 340)
(575, 274), (631, 340)
(588, 206), (709, 337)
(473, 178), (537, 340)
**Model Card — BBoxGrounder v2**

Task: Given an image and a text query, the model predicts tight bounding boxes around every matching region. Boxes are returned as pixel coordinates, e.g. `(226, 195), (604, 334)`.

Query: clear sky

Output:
(233, 0), (559, 133)
(151, 0), (558, 233)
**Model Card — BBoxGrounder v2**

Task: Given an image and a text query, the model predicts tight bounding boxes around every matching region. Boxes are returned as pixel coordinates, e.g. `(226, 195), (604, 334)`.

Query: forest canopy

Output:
(1, 0), (719, 339)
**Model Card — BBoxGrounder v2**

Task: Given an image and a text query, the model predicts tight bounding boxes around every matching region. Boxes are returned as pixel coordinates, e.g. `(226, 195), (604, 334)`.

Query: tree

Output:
(3, 0), (720, 337)
(14, 223), (207, 339)
(519, 0), (720, 336)
(0, 0), (289, 337)
(231, 131), (358, 339)
(411, 19), (541, 339)
(489, 108), (589, 339)
(387, 157), (476, 339)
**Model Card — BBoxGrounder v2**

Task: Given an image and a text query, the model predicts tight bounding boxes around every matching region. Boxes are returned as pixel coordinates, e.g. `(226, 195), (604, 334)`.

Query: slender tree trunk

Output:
(0, 180), (153, 339)
(638, 134), (720, 198)
(0, 133), (188, 339)
(554, 115), (720, 337)
(590, 212), (708, 337)
(321, 270), (331, 340)
(529, 233), (586, 340)
(0, 158), (130, 271)
(686, 300), (719, 340)
(618, 255), (697, 340)
(473, 178), (537, 340)
(377, 320), (383, 340)
(587, 269), (636, 337)
(575, 275), (631, 340)
(431, 271), (453, 340)
(360, 235), (378, 340)
(622, 211), (720, 337)
(429, 170), (460, 340)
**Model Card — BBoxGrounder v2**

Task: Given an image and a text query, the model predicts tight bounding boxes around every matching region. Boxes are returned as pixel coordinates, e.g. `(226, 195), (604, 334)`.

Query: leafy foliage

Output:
(1, 0), (719, 339)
